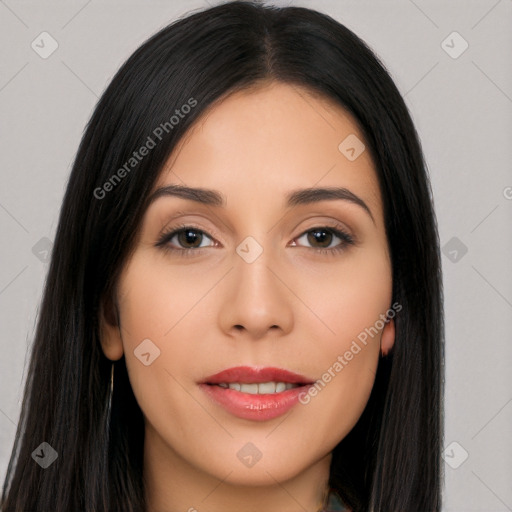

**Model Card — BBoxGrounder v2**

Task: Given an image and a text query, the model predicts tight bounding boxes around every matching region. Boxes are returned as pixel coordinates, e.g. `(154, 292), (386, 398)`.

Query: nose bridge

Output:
(236, 235), (275, 295)
(235, 233), (280, 311)
(218, 232), (294, 338)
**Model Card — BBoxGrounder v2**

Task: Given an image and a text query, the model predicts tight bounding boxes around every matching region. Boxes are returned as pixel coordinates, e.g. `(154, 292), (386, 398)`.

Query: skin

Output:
(100, 81), (395, 512)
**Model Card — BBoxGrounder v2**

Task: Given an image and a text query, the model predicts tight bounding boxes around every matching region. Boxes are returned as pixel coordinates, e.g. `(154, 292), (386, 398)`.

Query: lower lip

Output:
(200, 384), (311, 421)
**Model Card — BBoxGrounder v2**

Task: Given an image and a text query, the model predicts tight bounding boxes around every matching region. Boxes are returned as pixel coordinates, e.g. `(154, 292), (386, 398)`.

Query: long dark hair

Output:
(1, 1), (444, 510)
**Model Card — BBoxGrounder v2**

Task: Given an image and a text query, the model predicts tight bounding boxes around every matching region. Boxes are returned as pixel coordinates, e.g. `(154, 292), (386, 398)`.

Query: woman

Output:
(0, 1), (444, 511)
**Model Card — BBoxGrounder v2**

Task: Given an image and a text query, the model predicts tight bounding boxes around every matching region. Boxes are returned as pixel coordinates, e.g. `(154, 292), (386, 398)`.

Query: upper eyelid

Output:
(160, 223), (219, 244)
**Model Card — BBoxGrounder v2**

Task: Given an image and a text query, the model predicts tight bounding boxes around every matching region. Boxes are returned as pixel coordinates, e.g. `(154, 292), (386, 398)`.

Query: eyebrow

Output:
(147, 184), (375, 223)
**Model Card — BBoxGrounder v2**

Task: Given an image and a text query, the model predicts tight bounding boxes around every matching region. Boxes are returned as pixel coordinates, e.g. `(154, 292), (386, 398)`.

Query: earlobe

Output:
(381, 317), (395, 357)
(98, 293), (124, 361)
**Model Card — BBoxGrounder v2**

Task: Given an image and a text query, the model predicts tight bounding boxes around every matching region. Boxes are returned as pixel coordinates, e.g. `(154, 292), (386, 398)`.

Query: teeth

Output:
(258, 382), (276, 394)
(216, 382), (299, 394)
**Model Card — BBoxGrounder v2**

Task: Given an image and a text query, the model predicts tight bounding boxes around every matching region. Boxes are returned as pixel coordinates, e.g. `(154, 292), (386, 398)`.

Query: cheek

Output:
(117, 255), (198, 340)
(293, 248), (391, 436)
(114, 254), (201, 412)
(298, 244), (392, 347)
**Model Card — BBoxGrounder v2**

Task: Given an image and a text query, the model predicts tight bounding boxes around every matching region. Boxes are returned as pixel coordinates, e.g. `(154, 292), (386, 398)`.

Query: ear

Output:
(98, 291), (124, 361)
(380, 317), (395, 357)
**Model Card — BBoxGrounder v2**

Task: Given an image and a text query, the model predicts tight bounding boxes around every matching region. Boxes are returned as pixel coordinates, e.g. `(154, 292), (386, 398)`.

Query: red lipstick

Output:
(200, 366), (315, 421)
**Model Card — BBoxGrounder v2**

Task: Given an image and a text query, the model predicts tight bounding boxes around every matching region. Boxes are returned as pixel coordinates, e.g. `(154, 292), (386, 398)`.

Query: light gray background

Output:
(1, 1), (511, 510)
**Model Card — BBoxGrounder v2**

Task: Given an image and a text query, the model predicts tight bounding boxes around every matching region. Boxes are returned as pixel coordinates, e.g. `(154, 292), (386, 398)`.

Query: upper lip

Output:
(202, 366), (315, 385)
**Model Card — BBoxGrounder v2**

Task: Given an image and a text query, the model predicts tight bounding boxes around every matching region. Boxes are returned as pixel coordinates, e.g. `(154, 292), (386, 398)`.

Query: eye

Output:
(292, 225), (354, 255)
(156, 224), (215, 255)
(156, 223), (355, 257)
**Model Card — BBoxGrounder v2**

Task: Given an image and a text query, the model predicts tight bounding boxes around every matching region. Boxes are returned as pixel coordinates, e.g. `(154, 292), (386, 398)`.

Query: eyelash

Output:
(156, 222), (355, 258)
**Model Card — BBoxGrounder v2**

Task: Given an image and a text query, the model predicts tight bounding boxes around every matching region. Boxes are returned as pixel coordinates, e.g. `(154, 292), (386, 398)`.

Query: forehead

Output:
(154, 81), (382, 220)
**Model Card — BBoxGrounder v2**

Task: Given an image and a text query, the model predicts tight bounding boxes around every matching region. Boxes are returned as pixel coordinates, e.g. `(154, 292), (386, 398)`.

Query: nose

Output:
(217, 243), (294, 340)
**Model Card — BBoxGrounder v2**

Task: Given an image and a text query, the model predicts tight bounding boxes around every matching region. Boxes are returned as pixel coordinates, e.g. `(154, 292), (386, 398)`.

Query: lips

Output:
(203, 366), (314, 385)
(200, 366), (315, 421)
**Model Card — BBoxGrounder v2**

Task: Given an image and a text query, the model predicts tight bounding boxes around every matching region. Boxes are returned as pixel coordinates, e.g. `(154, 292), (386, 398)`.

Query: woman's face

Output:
(101, 81), (394, 494)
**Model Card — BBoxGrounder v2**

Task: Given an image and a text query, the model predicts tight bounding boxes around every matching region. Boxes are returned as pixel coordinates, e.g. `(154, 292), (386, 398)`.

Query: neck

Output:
(143, 424), (332, 512)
